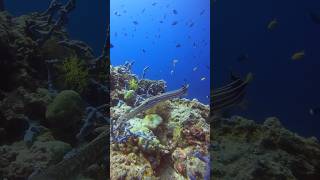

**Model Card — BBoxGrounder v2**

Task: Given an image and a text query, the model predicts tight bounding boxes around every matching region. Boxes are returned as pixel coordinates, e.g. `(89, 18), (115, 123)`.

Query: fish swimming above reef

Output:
(291, 50), (305, 61)
(176, 43), (181, 48)
(309, 107), (320, 116)
(114, 11), (121, 16)
(193, 67), (198, 71)
(200, 9), (205, 15)
(133, 21), (138, 25)
(172, 59), (178, 67)
(173, 9), (178, 15)
(212, 73), (253, 113)
(267, 18), (278, 31)
(201, 77), (206, 81)
(107, 43), (114, 49)
(172, 21), (178, 25)
(152, 2), (157, 6)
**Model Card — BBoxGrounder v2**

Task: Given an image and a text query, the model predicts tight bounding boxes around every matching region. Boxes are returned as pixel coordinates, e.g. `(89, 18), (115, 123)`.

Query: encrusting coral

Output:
(45, 90), (84, 129)
(2, 1), (320, 179)
(212, 116), (320, 179)
(0, 0), (109, 178)
(110, 64), (210, 180)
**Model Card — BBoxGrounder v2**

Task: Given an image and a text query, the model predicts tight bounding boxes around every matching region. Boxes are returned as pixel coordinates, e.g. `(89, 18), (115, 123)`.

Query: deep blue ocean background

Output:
(7, 0), (319, 140)
(4, 0), (107, 56)
(111, 0), (210, 104)
(214, 0), (320, 138)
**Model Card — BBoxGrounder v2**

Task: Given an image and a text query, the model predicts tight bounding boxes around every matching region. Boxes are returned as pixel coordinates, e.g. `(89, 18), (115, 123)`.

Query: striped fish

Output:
(212, 73), (253, 114)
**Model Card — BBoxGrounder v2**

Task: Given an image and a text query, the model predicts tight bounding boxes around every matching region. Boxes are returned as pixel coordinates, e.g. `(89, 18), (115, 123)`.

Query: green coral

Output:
(143, 114), (163, 130)
(124, 90), (135, 102)
(128, 78), (138, 91)
(129, 114), (163, 131)
(127, 115), (164, 152)
(128, 118), (151, 135)
(60, 56), (89, 93)
(45, 90), (84, 128)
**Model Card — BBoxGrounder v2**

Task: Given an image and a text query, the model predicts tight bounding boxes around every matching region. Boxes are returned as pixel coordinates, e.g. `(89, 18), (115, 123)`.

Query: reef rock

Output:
(0, 132), (71, 179)
(0, 87), (54, 144)
(110, 70), (210, 179)
(110, 151), (156, 180)
(212, 116), (320, 180)
(45, 90), (84, 129)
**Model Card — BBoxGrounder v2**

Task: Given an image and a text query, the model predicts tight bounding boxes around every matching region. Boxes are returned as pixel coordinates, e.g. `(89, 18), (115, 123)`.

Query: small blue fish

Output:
(172, 21), (178, 25)
(200, 9), (205, 15)
(173, 9), (178, 14)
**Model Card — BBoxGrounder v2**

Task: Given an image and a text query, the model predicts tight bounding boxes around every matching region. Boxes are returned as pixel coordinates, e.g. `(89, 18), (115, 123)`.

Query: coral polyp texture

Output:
(212, 116), (320, 180)
(0, 2), (109, 179)
(110, 64), (210, 179)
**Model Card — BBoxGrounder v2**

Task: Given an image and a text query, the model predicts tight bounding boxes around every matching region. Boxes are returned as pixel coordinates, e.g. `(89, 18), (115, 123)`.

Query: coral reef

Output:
(2, 1), (320, 180)
(0, 132), (71, 179)
(110, 65), (210, 180)
(0, 1), (109, 178)
(58, 56), (89, 93)
(45, 90), (84, 129)
(212, 116), (320, 179)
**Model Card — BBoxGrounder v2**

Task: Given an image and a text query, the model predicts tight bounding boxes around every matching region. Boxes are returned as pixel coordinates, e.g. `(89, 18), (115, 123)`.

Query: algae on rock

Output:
(45, 90), (84, 128)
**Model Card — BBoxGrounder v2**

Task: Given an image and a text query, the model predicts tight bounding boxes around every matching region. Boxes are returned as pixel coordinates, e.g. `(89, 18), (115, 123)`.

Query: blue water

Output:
(214, 0), (320, 138)
(111, 0), (210, 104)
(4, 0), (107, 56)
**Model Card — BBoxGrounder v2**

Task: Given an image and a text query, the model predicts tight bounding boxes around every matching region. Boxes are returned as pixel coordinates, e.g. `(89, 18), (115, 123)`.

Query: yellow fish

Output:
(267, 18), (278, 31)
(291, 50), (305, 60)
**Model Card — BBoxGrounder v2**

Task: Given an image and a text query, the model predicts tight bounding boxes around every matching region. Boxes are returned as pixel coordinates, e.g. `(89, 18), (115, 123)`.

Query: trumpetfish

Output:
(29, 74), (251, 179)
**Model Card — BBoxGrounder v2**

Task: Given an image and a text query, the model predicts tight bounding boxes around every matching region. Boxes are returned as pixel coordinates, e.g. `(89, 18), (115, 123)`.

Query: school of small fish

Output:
(112, 1), (209, 85)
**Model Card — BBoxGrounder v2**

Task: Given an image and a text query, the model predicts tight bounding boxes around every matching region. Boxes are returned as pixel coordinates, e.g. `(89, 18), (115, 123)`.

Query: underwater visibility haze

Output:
(109, 0), (211, 179)
(2, 0), (320, 179)
(214, 0), (320, 138)
(111, 0), (210, 104)
(4, 0), (107, 56)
